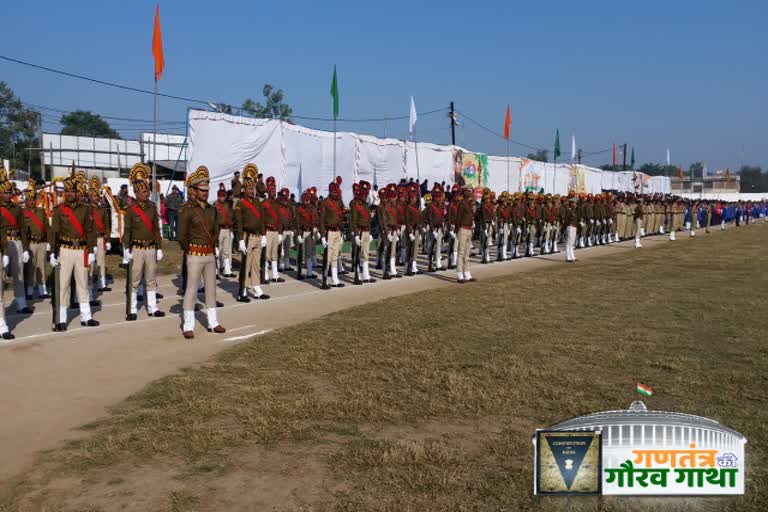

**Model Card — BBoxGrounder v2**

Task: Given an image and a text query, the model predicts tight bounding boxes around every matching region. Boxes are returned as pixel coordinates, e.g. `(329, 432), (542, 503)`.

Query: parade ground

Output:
(1, 223), (766, 511)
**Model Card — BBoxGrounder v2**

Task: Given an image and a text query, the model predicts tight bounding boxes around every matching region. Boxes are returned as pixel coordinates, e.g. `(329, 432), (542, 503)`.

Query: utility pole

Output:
(449, 101), (456, 146)
(622, 143), (627, 171)
(577, 148), (582, 164)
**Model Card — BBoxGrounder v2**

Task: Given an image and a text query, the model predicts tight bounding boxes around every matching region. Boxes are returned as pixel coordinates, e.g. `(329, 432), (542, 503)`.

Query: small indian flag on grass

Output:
(636, 383), (654, 397)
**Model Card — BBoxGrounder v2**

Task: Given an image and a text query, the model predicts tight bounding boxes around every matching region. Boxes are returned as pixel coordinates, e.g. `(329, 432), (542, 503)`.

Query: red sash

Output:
(544, 208), (554, 223)
(263, 201), (279, 224)
(215, 202), (232, 226)
(92, 209), (106, 234)
(278, 206), (291, 223)
(61, 205), (88, 266)
(385, 206), (398, 228)
(23, 209), (46, 232)
(130, 204), (156, 235)
(353, 203), (370, 221)
(326, 200), (342, 219)
(500, 208), (509, 221)
(297, 206), (311, 224)
(431, 204), (444, 221)
(0, 206), (19, 229)
(240, 198), (262, 219)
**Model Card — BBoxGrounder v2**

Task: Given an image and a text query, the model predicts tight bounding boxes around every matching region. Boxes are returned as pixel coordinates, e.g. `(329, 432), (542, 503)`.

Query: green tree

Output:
(241, 84), (293, 120)
(0, 81), (41, 175)
(738, 165), (767, 192)
(60, 111), (121, 139)
(526, 150), (548, 162)
(688, 162), (704, 179)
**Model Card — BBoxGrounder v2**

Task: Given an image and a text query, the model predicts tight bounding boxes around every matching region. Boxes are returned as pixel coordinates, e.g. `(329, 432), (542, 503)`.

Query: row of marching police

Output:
(0, 162), (766, 340)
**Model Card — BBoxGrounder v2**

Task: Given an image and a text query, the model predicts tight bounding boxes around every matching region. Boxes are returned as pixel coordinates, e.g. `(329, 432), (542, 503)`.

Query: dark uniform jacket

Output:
(123, 200), (162, 248)
(178, 199), (219, 252)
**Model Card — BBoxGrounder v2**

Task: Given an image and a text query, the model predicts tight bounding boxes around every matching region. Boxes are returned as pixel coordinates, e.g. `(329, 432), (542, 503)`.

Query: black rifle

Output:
(180, 248), (188, 294)
(260, 246), (268, 284)
(237, 233), (250, 302)
(427, 227), (436, 272)
(479, 224), (489, 263)
(497, 223), (504, 261)
(383, 229), (392, 279)
(51, 247), (60, 330)
(321, 230), (330, 289)
(353, 229), (362, 285)
(405, 226), (415, 276)
(447, 228), (456, 269)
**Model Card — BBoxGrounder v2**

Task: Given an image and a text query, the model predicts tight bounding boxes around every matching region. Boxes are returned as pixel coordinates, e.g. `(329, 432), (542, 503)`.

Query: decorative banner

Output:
(520, 158), (543, 192)
(452, 149), (487, 188)
(569, 165), (587, 194)
(534, 401), (746, 496)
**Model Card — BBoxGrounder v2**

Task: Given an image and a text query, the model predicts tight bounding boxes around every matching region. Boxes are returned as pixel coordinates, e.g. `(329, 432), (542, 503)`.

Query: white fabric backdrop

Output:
(188, 110), (670, 198)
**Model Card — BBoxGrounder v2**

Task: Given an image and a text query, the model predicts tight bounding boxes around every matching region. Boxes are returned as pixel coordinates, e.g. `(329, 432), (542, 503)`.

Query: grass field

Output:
(2, 225), (767, 511)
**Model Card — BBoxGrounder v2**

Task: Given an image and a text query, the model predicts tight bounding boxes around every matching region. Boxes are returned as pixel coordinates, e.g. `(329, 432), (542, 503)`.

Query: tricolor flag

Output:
(636, 383), (654, 397)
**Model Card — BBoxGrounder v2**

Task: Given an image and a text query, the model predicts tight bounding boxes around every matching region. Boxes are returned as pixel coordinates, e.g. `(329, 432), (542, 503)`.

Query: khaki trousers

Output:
(635, 219), (643, 241)
(218, 228), (232, 263)
(360, 230), (371, 260)
(326, 230), (342, 268)
(527, 223), (537, 245)
(7, 240), (24, 300)
(183, 254), (216, 310)
(59, 247), (90, 305)
(266, 230), (279, 261)
(244, 234), (263, 288)
(457, 227), (472, 273)
(131, 248), (158, 291)
(566, 225), (577, 247)
(90, 237), (107, 282)
(25, 241), (47, 288)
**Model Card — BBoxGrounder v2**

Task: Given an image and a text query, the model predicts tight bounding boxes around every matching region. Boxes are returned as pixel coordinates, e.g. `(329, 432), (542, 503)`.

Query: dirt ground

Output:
(1, 223), (766, 511)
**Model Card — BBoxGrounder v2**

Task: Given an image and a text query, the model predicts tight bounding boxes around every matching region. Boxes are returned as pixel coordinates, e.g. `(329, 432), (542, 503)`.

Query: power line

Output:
(454, 109), (545, 151)
(2, 54), (447, 123)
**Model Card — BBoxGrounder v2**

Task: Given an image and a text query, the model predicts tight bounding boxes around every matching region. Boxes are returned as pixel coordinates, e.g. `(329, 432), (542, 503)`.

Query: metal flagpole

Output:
(506, 140), (510, 191)
(333, 118), (337, 179)
(414, 126), (420, 200)
(152, 79), (158, 202)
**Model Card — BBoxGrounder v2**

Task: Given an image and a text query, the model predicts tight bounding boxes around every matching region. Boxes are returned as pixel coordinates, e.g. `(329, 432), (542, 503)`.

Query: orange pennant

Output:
(152, 4), (164, 81)
(503, 105), (511, 140)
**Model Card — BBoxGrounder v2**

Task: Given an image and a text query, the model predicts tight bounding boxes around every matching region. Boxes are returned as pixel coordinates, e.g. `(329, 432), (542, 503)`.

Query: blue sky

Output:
(3, 0), (766, 171)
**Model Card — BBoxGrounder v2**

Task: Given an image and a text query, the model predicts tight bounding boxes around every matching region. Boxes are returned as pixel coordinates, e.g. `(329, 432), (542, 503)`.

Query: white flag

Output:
(571, 133), (576, 161)
(666, 149), (670, 166)
(409, 96), (417, 135)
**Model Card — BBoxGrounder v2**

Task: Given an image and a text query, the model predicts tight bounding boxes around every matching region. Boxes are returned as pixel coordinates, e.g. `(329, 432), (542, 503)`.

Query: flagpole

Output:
(152, 78), (158, 202)
(333, 118), (336, 179)
(414, 126), (420, 202)
(506, 140), (510, 191)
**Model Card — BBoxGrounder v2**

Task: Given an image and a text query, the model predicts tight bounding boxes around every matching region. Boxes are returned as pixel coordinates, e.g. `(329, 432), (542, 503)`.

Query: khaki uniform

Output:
(234, 196), (266, 290)
(319, 197), (345, 272)
(454, 199), (474, 278)
(178, 199), (220, 312)
(22, 206), (48, 296)
(214, 199), (235, 275)
(295, 203), (318, 276)
(379, 201), (400, 277)
(50, 200), (97, 323)
(404, 202), (422, 272)
(123, 199), (162, 314)
(90, 203), (112, 289)
(278, 201), (295, 270)
(1, 201), (29, 310)
(0, 225), (8, 334)
(349, 199), (372, 262)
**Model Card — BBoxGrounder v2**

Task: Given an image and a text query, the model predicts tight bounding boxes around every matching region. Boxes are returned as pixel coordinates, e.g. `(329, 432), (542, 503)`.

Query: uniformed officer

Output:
(405, 185), (423, 275)
(214, 188), (235, 277)
(178, 166), (225, 339)
(21, 180), (50, 300)
(277, 187), (295, 273)
(296, 189), (318, 279)
(88, 177), (112, 300)
(446, 184), (461, 268)
(49, 168), (99, 330)
(564, 197), (580, 262)
(454, 187), (475, 283)
(319, 177), (345, 288)
(0, 167), (16, 340)
(123, 164), (164, 320)
(234, 163), (269, 301)
(262, 177), (284, 283)
(349, 180), (376, 283)
(0, 167), (31, 314)
(524, 194), (539, 256)
(633, 196), (644, 248)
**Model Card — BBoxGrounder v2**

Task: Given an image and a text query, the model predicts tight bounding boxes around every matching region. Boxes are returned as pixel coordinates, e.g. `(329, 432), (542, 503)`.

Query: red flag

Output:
(503, 105), (511, 140)
(152, 4), (164, 81)
(726, 168), (731, 183)
(612, 144), (617, 166)
(678, 165), (683, 179)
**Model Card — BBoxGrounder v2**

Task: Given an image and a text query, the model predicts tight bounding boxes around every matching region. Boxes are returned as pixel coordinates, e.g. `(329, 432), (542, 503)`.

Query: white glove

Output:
(484, 229), (489, 237)
(409, 233), (416, 242)
(608, 219), (613, 225)
(432, 231), (438, 240)
(516, 227), (522, 234)
(156, 249), (164, 261)
(124, 248), (133, 261)
(579, 221), (585, 228)
(450, 231), (456, 239)
(278, 234), (283, 244)
(215, 247), (220, 258)
(260, 235), (267, 246)
(106, 242), (112, 251)
(239, 239), (247, 254)
(22, 251), (30, 264)
(589, 219), (594, 224)
(387, 233), (394, 243)
(88, 253), (96, 266)
(46, 243), (51, 251)
(354, 235), (361, 246)
(230, 231), (235, 239)
(48, 254), (58, 267)
(312, 227), (318, 234)
(321, 237), (328, 248)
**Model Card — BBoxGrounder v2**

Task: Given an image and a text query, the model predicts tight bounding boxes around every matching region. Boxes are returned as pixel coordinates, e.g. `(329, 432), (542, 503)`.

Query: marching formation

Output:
(0, 162), (766, 341)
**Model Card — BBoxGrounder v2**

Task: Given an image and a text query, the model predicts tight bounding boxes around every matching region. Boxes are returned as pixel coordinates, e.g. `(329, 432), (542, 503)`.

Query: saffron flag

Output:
(612, 144), (617, 166)
(726, 168), (731, 183)
(503, 105), (511, 140)
(152, 4), (164, 81)
(678, 165), (683, 178)
(330, 65), (339, 120)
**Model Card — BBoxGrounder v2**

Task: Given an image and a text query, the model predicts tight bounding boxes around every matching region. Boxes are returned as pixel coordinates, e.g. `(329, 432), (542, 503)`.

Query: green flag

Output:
(330, 65), (339, 120)
(553, 129), (561, 160)
(630, 147), (635, 168)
